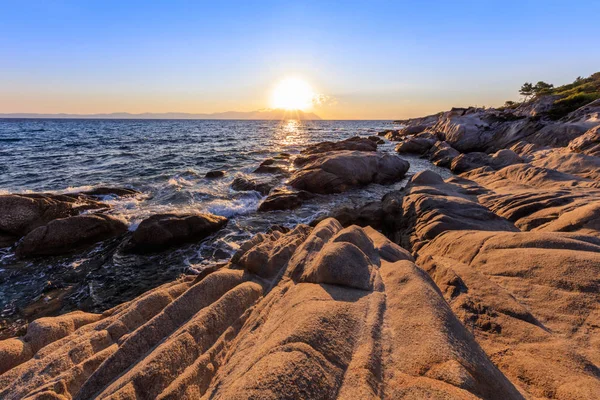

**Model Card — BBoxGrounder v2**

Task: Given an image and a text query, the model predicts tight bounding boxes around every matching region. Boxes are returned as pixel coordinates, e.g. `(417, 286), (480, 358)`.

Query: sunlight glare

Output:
(271, 78), (315, 111)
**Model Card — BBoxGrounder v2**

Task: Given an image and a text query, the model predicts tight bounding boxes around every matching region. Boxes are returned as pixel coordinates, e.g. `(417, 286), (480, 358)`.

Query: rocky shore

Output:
(1, 95), (599, 398)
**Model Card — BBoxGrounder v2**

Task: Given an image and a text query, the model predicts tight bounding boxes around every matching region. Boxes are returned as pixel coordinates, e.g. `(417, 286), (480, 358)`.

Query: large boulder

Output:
(289, 150), (410, 194)
(395, 134), (437, 154)
(126, 212), (228, 253)
(15, 214), (128, 258)
(0, 194), (107, 246)
(428, 141), (460, 167)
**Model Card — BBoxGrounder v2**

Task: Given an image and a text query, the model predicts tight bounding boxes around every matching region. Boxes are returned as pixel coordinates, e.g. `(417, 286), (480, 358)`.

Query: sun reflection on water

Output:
(279, 119), (308, 147)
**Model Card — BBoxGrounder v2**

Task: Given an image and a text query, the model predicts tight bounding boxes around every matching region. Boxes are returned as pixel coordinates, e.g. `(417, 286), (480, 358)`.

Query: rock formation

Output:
(16, 214), (128, 258)
(0, 219), (524, 399)
(125, 212), (228, 253)
(290, 151), (410, 194)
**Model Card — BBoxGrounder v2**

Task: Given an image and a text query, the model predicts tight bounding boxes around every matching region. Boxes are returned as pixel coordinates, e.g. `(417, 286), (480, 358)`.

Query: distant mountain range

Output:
(0, 109), (321, 120)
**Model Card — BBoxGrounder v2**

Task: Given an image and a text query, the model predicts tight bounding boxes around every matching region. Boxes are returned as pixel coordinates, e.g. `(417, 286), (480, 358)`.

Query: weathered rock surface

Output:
(428, 140), (461, 167)
(568, 124), (600, 156)
(396, 170), (600, 398)
(450, 149), (523, 174)
(15, 214), (128, 258)
(395, 134), (437, 154)
(0, 219), (523, 400)
(397, 171), (518, 251)
(289, 150), (410, 194)
(126, 212), (228, 253)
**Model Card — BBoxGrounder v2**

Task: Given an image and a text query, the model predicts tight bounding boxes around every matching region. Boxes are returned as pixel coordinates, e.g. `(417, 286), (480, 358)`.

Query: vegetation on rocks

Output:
(505, 72), (600, 119)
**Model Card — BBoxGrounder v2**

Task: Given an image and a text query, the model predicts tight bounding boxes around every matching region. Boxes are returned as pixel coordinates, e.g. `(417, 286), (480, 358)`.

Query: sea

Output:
(0, 118), (450, 335)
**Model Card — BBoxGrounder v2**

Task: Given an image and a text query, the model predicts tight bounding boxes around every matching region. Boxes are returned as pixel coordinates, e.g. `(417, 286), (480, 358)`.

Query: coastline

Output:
(1, 96), (599, 398)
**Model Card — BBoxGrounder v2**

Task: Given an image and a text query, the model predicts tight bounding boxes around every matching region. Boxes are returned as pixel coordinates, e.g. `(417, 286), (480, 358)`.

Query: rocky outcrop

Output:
(427, 140), (460, 167)
(450, 149), (523, 174)
(568, 124), (600, 156)
(0, 193), (108, 246)
(394, 133), (437, 154)
(126, 213), (228, 253)
(396, 170), (600, 398)
(397, 99), (599, 154)
(289, 150), (410, 194)
(397, 171), (518, 251)
(0, 219), (522, 400)
(258, 188), (314, 212)
(15, 214), (128, 258)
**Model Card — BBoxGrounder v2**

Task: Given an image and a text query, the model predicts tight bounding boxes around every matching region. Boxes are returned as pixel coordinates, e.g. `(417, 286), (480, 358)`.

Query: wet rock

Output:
(289, 150), (410, 194)
(15, 214), (128, 258)
(82, 187), (140, 197)
(230, 177), (273, 196)
(126, 212), (228, 253)
(205, 170), (225, 178)
(0, 194), (108, 246)
(258, 189), (314, 212)
(367, 135), (385, 144)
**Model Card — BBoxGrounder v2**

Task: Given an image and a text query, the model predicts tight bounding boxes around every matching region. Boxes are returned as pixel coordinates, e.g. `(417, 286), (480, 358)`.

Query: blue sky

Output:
(1, 0), (599, 119)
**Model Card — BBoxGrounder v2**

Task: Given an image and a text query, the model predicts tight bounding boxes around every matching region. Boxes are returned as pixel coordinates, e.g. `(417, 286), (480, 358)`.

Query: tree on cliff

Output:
(519, 82), (534, 102)
(533, 81), (554, 96)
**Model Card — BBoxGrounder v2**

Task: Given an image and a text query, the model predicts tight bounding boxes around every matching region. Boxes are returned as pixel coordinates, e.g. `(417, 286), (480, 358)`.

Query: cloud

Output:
(312, 93), (338, 107)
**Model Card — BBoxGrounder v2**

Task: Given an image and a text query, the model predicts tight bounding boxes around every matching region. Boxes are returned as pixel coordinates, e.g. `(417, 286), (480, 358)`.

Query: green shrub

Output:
(547, 92), (600, 120)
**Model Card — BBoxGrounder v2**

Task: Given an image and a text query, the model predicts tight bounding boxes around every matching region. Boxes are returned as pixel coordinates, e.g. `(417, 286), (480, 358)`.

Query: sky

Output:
(1, 1), (599, 120)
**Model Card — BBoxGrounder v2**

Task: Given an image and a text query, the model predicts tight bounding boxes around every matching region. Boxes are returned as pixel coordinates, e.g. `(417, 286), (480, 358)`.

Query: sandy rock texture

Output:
(396, 168), (600, 399)
(0, 218), (526, 399)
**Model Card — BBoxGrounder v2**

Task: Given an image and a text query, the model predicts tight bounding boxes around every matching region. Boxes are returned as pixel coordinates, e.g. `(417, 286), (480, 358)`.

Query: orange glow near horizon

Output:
(270, 78), (315, 111)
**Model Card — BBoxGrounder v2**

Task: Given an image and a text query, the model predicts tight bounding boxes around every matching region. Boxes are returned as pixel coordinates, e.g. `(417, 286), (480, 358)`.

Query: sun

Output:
(271, 78), (315, 111)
